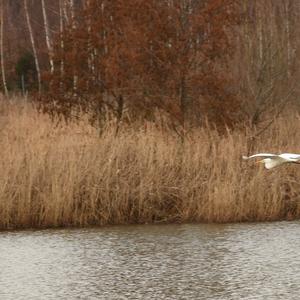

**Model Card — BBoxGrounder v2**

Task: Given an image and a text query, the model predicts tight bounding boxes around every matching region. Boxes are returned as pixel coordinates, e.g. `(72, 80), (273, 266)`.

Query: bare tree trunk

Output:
(257, 5), (263, 62)
(41, 0), (54, 74)
(284, 0), (291, 78)
(24, 0), (42, 94)
(69, 0), (78, 96)
(0, 0), (8, 97)
(85, 0), (95, 89)
(59, 0), (64, 90)
(62, 0), (69, 24)
(85, 0), (91, 89)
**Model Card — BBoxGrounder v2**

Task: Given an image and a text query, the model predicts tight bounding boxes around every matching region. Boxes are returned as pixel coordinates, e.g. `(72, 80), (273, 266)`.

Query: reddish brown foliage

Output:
(40, 0), (240, 130)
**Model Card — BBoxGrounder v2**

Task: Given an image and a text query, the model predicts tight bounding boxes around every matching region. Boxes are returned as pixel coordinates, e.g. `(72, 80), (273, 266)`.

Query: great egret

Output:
(242, 153), (300, 169)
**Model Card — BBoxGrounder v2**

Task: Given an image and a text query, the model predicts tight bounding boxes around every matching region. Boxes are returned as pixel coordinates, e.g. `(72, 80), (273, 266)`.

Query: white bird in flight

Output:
(242, 153), (300, 169)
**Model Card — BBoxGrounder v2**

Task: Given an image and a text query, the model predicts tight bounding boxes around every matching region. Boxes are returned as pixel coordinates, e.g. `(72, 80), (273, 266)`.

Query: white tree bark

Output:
(63, 0), (70, 25)
(41, 0), (54, 74)
(86, 0), (95, 87)
(70, 0), (78, 95)
(257, 6), (263, 62)
(284, 0), (291, 78)
(0, 0), (8, 97)
(59, 0), (64, 88)
(24, 0), (42, 94)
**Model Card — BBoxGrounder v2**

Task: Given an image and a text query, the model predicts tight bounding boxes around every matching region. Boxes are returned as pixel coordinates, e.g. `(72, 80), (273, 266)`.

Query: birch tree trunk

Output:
(86, 0), (95, 88)
(41, 0), (54, 74)
(257, 5), (263, 62)
(62, 0), (69, 24)
(284, 0), (291, 78)
(24, 0), (42, 94)
(69, 0), (78, 96)
(0, 0), (8, 97)
(59, 0), (64, 90)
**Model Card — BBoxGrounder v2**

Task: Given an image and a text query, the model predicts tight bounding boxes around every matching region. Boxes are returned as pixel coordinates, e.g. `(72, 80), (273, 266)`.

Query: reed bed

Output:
(1, 98), (300, 229)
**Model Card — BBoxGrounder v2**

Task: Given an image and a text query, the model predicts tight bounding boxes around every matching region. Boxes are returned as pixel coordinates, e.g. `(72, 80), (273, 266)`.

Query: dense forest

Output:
(1, 0), (299, 131)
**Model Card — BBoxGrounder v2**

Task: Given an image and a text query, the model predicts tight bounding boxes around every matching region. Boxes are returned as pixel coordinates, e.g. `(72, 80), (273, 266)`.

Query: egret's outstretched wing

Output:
(243, 152), (300, 169)
(279, 153), (300, 160)
(242, 153), (277, 160)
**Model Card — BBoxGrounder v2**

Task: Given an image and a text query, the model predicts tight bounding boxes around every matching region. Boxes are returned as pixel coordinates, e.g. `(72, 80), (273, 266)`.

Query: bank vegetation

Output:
(1, 99), (300, 229)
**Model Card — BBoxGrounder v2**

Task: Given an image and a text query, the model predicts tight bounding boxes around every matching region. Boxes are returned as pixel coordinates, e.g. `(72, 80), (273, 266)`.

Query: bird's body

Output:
(242, 153), (300, 169)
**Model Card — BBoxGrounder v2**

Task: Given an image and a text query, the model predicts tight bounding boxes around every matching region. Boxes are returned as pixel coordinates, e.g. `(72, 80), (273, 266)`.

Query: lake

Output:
(1, 222), (300, 299)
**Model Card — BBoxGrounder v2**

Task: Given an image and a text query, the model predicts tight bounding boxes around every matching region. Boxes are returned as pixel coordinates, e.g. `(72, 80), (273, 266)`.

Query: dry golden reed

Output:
(1, 98), (300, 229)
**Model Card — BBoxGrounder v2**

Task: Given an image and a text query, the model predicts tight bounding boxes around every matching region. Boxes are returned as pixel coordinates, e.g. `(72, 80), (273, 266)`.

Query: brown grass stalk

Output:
(1, 97), (300, 229)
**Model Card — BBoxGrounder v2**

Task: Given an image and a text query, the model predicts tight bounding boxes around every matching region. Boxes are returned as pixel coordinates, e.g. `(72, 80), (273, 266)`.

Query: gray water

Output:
(1, 222), (300, 300)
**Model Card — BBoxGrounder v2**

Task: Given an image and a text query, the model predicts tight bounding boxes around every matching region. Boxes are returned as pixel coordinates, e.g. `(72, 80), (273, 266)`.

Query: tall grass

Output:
(1, 98), (300, 229)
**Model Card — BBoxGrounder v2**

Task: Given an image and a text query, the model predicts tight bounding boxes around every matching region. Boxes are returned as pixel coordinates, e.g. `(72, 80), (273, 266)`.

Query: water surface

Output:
(1, 222), (300, 299)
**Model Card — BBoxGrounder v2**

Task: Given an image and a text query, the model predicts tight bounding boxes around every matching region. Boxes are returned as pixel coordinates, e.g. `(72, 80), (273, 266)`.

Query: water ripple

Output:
(1, 222), (300, 299)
